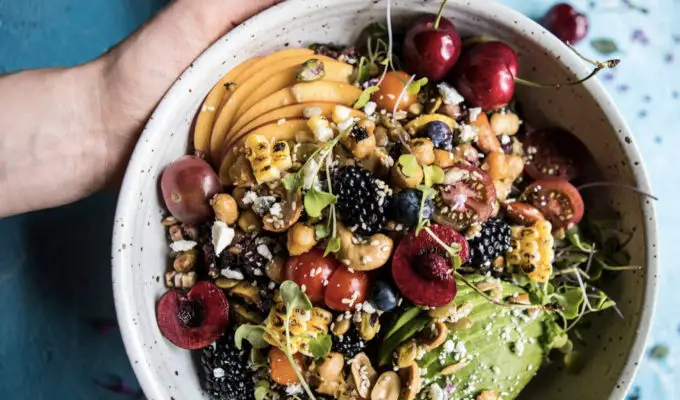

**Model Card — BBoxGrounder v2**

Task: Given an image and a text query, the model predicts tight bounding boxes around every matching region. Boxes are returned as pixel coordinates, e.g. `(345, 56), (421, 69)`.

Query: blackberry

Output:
(200, 330), (254, 399)
(467, 218), (512, 271)
(333, 165), (390, 236)
(332, 328), (366, 359)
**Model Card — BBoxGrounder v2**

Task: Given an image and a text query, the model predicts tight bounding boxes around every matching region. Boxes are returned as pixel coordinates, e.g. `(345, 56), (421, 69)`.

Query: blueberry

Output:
(389, 189), (434, 227)
(370, 280), (399, 312)
(425, 121), (453, 150)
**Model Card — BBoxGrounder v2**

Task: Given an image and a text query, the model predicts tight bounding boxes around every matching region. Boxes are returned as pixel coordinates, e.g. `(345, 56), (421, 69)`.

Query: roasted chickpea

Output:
(409, 138), (435, 165)
(490, 111), (520, 136)
(211, 193), (239, 224)
(287, 222), (317, 256)
(238, 209), (262, 233)
(433, 149), (456, 169)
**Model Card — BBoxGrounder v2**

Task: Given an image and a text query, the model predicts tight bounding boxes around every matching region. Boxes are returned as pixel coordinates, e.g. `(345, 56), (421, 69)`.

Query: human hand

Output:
(0, 0), (282, 217)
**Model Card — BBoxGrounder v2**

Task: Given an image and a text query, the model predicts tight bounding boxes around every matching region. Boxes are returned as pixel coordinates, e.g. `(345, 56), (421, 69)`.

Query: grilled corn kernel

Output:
(506, 220), (555, 282)
(271, 141), (292, 171)
(307, 115), (334, 142)
(332, 105), (352, 124)
(265, 294), (332, 355)
(245, 134), (282, 183)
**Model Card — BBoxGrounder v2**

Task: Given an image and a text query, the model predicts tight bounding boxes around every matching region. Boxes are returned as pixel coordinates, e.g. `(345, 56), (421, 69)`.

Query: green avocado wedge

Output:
(418, 275), (552, 399)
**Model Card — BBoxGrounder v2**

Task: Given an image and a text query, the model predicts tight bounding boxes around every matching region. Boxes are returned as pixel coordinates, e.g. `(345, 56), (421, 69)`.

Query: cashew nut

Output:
(336, 222), (393, 271)
(471, 112), (501, 154)
(351, 352), (378, 399)
(287, 222), (318, 255)
(263, 189), (302, 232)
(314, 352), (346, 396)
(482, 151), (524, 201)
(418, 321), (448, 351)
(371, 372), (401, 400)
(399, 362), (421, 400)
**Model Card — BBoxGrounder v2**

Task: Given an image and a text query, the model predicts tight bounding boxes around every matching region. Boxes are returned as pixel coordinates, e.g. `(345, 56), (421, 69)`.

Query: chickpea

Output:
(287, 222), (317, 256)
(211, 193), (239, 224)
(490, 111), (520, 136)
(390, 162), (423, 189)
(343, 121), (377, 160)
(357, 118), (376, 136)
(471, 112), (501, 154)
(238, 209), (262, 233)
(433, 149), (456, 169)
(408, 138), (435, 165)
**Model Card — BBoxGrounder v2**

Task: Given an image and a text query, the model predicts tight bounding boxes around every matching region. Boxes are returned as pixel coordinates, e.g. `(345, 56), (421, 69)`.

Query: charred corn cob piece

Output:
(506, 220), (555, 282)
(271, 141), (292, 171)
(245, 134), (281, 183)
(264, 293), (332, 355)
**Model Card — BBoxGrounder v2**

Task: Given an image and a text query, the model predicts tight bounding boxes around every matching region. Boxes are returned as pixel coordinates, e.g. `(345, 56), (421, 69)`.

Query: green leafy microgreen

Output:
(550, 287), (584, 320)
(415, 184), (437, 200)
(406, 77), (429, 95)
(234, 324), (268, 350)
(254, 380), (270, 400)
(422, 165), (445, 187)
(304, 188), (337, 218)
(308, 333), (332, 359)
(324, 236), (341, 256)
(566, 226), (595, 253)
(544, 318), (570, 351)
(355, 56), (371, 84)
(353, 86), (380, 109)
(398, 154), (421, 178)
(315, 224), (330, 240)
(415, 184), (437, 235)
(279, 280), (316, 400)
(282, 172), (304, 192)
(250, 348), (267, 368)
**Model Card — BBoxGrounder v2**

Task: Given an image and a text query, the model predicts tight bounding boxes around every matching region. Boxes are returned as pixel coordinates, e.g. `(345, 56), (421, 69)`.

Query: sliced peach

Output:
(209, 54), (335, 160)
(232, 60), (354, 128)
(232, 103), (366, 143)
(224, 81), (362, 148)
(193, 57), (261, 155)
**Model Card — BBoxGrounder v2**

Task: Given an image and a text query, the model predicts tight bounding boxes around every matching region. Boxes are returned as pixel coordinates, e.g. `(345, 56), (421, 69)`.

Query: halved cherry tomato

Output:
(269, 347), (304, 385)
(520, 178), (584, 229)
(433, 164), (497, 231)
(324, 266), (370, 312)
(284, 248), (339, 303)
(523, 128), (587, 181)
(372, 71), (418, 112)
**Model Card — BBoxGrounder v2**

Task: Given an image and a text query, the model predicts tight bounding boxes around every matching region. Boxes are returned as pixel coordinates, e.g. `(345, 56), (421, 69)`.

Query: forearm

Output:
(0, 63), (106, 216)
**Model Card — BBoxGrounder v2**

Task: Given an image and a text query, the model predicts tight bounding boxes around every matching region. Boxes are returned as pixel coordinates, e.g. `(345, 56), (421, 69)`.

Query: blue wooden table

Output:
(0, 1), (678, 398)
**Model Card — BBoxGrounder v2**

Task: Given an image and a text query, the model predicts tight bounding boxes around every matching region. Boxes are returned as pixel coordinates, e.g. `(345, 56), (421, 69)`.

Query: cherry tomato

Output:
(324, 266), (370, 312)
(520, 178), (584, 229)
(269, 347), (304, 385)
(372, 71), (418, 112)
(433, 164), (497, 231)
(160, 155), (221, 223)
(523, 128), (587, 181)
(284, 249), (339, 303)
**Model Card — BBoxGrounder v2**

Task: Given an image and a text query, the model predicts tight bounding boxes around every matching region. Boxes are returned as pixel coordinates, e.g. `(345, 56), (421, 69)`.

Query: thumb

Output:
(97, 0), (284, 186)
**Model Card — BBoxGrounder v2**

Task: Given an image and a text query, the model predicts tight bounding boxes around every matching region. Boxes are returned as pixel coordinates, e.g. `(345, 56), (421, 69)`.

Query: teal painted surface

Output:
(0, 0), (678, 399)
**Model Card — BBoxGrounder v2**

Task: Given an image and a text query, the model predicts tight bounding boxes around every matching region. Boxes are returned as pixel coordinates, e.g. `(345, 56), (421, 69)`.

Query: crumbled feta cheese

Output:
(314, 126), (334, 142)
(257, 244), (273, 260)
(242, 191), (259, 206)
(437, 82), (464, 105)
(426, 383), (444, 400)
(221, 267), (244, 280)
(303, 158), (319, 190)
(500, 134), (511, 145)
(269, 202), (282, 217)
(213, 367), (225, 378)
(363, 101), (377, 116)
(468, 107), (482, 122)
(459, 124), (478, 142)
(443, 340), (456, 353)
(285, 384), (303, 395)
(169, 240), (197, 252)
(302, 106), (323, 118)
(252, 195), (276, 216)
(337, 118), (354, 132)
(211, 221), (235, 256)
(444, 168), (470, 184)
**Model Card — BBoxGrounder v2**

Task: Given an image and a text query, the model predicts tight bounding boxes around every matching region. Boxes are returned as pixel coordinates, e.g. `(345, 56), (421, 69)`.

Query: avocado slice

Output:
(418, 275), (551, 399)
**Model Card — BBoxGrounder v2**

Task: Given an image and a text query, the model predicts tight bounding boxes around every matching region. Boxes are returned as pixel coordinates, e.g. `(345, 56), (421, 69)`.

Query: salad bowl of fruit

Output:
(111, 1), (657, 399)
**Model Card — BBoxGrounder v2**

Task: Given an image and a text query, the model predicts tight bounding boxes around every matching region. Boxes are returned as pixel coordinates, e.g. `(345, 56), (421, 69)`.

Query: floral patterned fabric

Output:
(0, 0), (677, 398)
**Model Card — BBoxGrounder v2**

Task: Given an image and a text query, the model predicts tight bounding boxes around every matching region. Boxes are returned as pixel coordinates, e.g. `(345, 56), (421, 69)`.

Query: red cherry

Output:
(284, 248), (339, 303)
(160, 155), (221, 224)
(450, 42), (519, 110)
(542, 3), (589, 44)
(403, 15), (462, 81)
(156, 282), (229, 350)
(324, 266), (370, 312)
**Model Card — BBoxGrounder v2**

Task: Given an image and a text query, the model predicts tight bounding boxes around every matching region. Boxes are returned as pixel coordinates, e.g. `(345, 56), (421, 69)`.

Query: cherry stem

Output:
(433, 0), (448, 30)
(514, 43), (620, 89)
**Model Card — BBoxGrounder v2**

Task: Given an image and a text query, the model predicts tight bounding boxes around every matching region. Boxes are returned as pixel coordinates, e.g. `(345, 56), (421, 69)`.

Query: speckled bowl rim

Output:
(112, 1), (658, 399)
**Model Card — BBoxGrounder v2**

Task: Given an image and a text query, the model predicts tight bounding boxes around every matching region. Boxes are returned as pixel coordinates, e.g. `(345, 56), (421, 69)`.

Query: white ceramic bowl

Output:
(112, 1), (658, 399)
